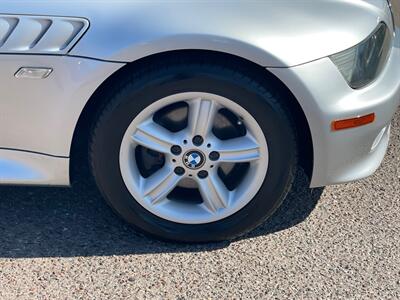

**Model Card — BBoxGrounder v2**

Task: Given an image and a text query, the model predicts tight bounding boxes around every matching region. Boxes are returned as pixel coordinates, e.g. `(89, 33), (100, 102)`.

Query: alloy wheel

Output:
(119, 92), (269, 224)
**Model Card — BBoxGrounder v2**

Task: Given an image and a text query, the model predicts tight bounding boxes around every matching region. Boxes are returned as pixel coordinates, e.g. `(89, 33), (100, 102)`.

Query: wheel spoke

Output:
(198, 173), (230, 213)
(142, 166), (181, 205)
(188, 98), (217, 137)
(132, 120), (176, 153)
(216, 135), (261, 163)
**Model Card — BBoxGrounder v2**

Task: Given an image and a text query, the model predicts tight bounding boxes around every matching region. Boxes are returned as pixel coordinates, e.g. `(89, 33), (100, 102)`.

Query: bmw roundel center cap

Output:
(183, 150), (206, 169)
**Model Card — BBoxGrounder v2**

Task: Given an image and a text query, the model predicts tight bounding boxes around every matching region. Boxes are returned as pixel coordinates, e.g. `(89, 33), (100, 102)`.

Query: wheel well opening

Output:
(70, 50), (313, 184)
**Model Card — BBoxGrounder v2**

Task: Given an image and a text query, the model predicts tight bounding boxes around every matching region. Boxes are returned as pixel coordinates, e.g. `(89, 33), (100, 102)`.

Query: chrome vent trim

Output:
(0, 15), (89, 54)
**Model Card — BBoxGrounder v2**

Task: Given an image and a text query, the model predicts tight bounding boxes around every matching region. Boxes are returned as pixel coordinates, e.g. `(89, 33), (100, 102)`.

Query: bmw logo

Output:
(183, 150), (205, 169)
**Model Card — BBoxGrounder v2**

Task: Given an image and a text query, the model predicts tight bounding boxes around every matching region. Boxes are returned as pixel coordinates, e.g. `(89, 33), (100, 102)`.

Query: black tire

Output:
(90, 59), (298, 242)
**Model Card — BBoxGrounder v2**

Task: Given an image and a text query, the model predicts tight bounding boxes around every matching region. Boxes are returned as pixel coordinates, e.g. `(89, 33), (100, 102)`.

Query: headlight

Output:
(330, 22), (392, 89)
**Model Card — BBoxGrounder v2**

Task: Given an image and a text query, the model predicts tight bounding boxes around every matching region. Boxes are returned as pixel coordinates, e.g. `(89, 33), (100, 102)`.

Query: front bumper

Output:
(269, 27), (400, 188)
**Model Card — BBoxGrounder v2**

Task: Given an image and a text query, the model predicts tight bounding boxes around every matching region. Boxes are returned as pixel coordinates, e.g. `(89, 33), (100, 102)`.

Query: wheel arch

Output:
(70, 50), (314, 184)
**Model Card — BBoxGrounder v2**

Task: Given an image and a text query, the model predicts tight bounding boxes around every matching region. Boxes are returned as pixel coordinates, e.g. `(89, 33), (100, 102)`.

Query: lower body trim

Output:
(0, 149), (69, 186)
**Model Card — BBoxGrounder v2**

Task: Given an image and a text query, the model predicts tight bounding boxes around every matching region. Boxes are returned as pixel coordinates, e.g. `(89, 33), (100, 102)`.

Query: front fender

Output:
(0, 0), (393, 67)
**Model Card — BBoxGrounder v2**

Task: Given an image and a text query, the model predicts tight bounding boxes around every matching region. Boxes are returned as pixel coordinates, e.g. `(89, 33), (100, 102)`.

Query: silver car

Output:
(1, 1), (399, 242)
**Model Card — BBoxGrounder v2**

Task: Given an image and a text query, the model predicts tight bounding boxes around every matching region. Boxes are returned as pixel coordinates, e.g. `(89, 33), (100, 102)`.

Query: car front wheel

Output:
(90, 59), (297, 242)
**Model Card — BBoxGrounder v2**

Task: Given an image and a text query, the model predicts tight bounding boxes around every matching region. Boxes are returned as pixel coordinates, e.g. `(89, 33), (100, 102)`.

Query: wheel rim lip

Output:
(119, 92), (269, 224)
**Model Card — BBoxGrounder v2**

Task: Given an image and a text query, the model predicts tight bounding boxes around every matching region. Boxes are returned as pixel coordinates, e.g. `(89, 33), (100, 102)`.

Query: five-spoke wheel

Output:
(90, 59), (297, 242)
(120, 93), (269, 224)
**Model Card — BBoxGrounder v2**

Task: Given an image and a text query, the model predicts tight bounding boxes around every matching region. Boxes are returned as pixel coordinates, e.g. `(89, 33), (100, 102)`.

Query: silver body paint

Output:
(0, 0), (398, 187)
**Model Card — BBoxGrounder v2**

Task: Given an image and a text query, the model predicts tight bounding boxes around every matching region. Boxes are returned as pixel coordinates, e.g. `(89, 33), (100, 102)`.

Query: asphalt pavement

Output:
(0, 109), (399, 299)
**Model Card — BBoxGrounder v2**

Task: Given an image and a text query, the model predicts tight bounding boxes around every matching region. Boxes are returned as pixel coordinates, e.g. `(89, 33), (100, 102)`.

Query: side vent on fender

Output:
(0, 15), (89, 54)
